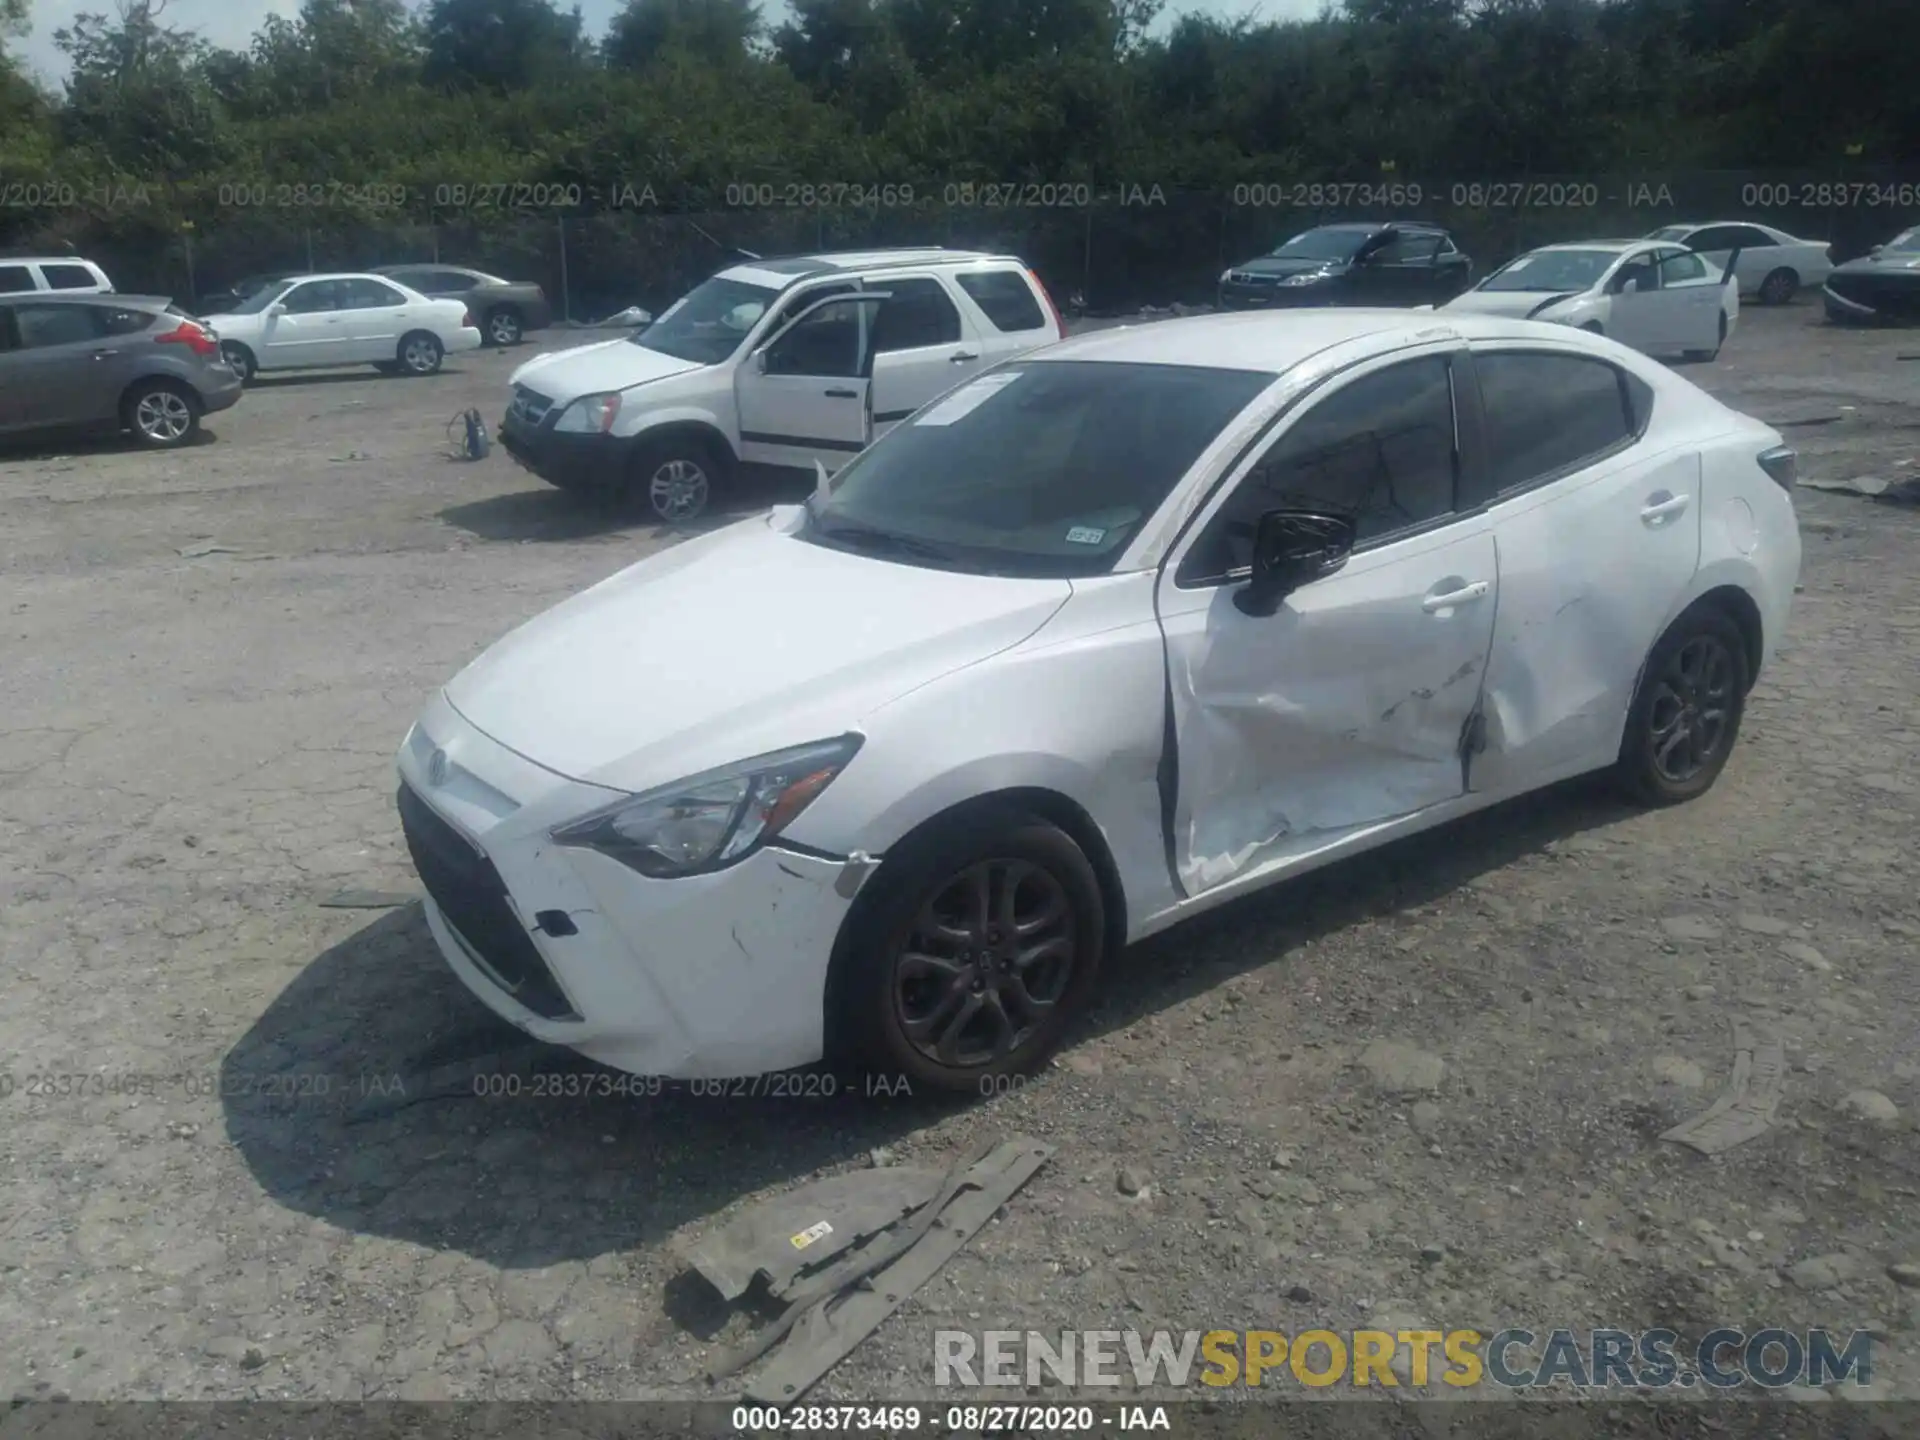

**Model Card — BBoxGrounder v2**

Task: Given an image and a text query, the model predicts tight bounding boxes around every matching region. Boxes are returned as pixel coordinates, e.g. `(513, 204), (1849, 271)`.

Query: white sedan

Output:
(208, 272), (481, 381)
(1443, 240), (1739, 360)
(395, 311), (1801, 1091)
(1644, 222), (1835, 304)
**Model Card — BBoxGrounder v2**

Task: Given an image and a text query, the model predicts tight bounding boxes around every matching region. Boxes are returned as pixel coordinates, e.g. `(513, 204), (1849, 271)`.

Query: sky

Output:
(13, 0), (1322, 84)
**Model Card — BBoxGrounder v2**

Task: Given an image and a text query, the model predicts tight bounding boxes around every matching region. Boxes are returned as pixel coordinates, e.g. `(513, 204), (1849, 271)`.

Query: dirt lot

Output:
(2, 305), (1918, 1411)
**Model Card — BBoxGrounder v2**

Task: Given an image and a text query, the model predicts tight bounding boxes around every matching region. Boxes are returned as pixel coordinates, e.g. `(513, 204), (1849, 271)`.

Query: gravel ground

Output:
(2, 305), (1918, 1410)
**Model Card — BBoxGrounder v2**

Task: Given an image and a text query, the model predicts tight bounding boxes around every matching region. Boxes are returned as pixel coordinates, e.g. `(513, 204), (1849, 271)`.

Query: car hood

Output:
(1229, 256), (1347, 280)
(1832, 253), (1920, 277)
(509, 337), (705, 401)
(1444, 289), (1588, 319)
(443, 513), (1073, 795)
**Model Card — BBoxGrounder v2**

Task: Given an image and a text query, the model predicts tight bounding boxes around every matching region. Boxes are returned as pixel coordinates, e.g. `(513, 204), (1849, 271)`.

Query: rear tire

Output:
(396, 331), (444, 376)
(1613, 606), (1750, 806)
(122, 380), (200, 449)
(628, 435), (727, 524)
(484, 308), (523, 346)
(1758, 268), (1799, 305)
(829, 807), (1106, 1093)
(220, 342), (257, 384)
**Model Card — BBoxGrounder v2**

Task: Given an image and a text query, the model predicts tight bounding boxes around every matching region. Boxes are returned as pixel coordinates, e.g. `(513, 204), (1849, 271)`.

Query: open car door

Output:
(735, 292), (888, 476)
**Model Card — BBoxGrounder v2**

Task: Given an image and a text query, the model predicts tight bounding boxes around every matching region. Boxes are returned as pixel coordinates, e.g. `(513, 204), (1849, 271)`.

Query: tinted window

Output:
(1657, 251), (1711, 285)
(1271, 227), (1374, 261)
(281, 281), (343, 313)
(434, 270), (483, 291)
(764, 295), (867, 377)
(100, 305), (157, 336)
(42, 264), (98, 290)
(955, 270), (1046, 331)
(0, 265), (35, 294)
(342, 278), (406, 308)
(383, 268), (432, 289)
(870, 277), (962, 352)
(806, 361), (1273, 578)
(1731, 226), (1777, 249)
(1371, 232), (1439, 264)
(1183, 357), (1457, 583)
(15, 303), (104, 348)
(1476, 352), (1633, 494)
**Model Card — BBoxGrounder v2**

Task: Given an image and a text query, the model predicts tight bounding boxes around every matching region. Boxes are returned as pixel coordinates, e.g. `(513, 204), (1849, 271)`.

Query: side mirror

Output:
(267, 302), (287, 317)
(1869, 244), (1885, 258)
(1235, 509), (1357, 617)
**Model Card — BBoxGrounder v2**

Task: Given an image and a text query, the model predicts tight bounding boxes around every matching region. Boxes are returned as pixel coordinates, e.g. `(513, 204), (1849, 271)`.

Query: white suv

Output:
(0, 256), (115, 296)
(499, 248), (1067, 523)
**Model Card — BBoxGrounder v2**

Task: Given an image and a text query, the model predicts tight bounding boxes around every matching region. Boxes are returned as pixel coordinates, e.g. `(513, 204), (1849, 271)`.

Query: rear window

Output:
(0, 265), (34, 294)
(99, 306), (157, 336)
(955, 270), (1046, 332)
(1476, 351), (1634, 494)
(42, 264), (100, 290)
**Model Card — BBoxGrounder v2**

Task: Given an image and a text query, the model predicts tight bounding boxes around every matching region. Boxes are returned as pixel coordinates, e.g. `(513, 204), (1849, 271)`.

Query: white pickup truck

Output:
(498, 248), (1067, 523)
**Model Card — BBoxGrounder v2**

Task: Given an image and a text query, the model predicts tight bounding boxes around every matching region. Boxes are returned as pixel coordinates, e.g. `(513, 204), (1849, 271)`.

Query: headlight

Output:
(553, 392), (622, 434)
(1219, 269), (1233, 284)
(550, 735), (862, 878)
(1280, 273), (1324, 287)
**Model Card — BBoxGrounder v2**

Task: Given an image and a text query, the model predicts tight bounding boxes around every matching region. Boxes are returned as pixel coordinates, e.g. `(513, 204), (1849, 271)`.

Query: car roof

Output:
(0, 253), (100, 264)
(1526, 239), (1654, 255)
(0, 291), (168, 307)
(718, 248), (1016, 284)
(1032, 309), (1570, 372)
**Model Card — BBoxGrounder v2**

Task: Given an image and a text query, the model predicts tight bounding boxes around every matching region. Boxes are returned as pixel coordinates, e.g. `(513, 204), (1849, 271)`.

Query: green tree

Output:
(420, 0), (590, 91)
(605, 0), (760, 70)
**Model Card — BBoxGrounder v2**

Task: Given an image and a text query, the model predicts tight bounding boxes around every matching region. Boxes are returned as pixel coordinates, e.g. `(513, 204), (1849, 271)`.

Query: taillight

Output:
(1757, 445), (1797, 492)
(155, 319), (219, 357)
(1026, 268), (1065, 336)
(461, 309), (475, 328)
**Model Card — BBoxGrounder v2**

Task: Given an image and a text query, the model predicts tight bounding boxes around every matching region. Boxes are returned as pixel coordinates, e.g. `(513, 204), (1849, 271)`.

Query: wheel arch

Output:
(1688, 583), (1764, 694)
(117, 370), (198, 414)
(627, 414), (738, 469)
(819, 785), (1130, 1064)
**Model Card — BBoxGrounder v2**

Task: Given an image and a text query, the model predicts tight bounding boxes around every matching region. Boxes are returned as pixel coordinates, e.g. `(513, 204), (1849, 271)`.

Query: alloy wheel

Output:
(892, 858), (1078, 1070)
(488, 312), (521, 345)
(647, 459), (708, 523)
(133, 390), (193, 444)
(1646, 634), (1735, 784)
(403, 337), (441, 373)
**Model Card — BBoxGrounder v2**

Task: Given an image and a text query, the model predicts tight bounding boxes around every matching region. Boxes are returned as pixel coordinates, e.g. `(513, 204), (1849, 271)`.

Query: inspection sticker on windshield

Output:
(914, 372), (1022, 426)
(1065, 526), (1106, 545)
(789, 1221), (833, 1251)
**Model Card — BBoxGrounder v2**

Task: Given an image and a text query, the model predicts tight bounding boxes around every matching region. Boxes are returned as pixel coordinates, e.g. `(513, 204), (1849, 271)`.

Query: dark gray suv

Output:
(0, 293), (243, 449)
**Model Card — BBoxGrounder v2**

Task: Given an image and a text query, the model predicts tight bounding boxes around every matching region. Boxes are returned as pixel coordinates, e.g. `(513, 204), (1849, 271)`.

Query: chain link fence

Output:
(10, 169), (1918, 319)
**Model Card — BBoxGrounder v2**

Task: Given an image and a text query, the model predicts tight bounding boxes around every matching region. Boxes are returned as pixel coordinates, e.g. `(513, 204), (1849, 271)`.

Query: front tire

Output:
(123, 380), (200, 449)
(1614, 606), (1750, 806)
(397, 331), (444, 376)
(629, 436), (726, 524)
(832, 808), (1106, 1093)
(1758, 268), (1799, 305)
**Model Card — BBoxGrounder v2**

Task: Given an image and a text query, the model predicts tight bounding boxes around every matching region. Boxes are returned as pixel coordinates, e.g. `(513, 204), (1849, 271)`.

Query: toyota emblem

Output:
(426, 747), (450, 787)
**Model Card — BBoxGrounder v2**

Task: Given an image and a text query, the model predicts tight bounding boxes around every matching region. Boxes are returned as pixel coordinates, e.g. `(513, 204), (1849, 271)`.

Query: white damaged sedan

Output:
(397, 310), (1801, 1091)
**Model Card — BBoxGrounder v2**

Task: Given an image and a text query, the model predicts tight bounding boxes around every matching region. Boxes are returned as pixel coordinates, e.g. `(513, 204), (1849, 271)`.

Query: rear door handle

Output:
(1422, 580), (1490, 613)
(949, 351), (980, 363)
(823, 387), (859, 399)
(1640, 493), (1690, 525)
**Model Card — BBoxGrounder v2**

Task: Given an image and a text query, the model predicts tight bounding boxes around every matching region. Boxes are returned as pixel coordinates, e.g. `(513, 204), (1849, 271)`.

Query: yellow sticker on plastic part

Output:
(790, 1221), (833, 1250)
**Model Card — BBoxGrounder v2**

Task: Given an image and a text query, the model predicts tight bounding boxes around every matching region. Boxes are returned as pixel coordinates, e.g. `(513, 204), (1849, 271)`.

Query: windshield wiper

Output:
(811, 515), (959, 565)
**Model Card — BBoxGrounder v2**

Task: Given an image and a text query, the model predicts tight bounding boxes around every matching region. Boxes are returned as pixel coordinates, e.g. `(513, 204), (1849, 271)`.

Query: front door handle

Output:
(1422, 580), (1491, 613)
(823, 387), (859, 399)
(949, 351), (980, 363)
(1640, 493), (1690, 525)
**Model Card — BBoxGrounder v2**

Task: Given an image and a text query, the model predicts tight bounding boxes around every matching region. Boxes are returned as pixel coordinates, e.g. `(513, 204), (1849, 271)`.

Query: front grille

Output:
(508, 384), (553, 426)
(1824, 274), (1881, 307)
(1229, 272), (1280, 287)
(397, 784), (577, 1020)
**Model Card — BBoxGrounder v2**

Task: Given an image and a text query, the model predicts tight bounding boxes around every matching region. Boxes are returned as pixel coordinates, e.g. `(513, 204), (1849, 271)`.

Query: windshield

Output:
(1644, 226), (1693, 242)
(801, 360), (1274, 579)
(1478, 249), (1619, 293)
(225, 279), (297, 315)
(1885, 228), (1920, 254)
(631, 275), (779, 365)
(1271, 228), (1373, 261)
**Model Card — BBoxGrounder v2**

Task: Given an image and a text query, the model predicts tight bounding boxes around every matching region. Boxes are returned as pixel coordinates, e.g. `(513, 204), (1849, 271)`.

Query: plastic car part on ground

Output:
(692, 1136), (1053, 1401)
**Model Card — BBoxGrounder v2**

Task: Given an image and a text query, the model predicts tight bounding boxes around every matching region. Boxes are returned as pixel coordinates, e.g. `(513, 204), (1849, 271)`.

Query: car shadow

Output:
(438, 467), (807, 544)
(0, 427), (221, 462)
(222, 774), (1632, 1269)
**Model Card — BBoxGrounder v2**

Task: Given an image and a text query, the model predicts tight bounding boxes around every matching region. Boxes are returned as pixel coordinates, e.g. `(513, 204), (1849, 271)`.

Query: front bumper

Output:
(394, 692), (859, 1078)
(1823, 279), (1918, 324)
(498, 406), (631, 491)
